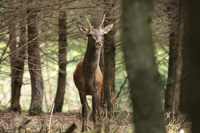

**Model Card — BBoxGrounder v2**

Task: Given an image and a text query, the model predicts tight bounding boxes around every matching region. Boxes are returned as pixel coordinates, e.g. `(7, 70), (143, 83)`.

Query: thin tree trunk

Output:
(103, 0), (116, 113)
(9, 13), (18, 110)
(27, 1), (43, 115)
(171, 1), (182, 116)
(54, 10), (67, 112)
(179, 0), (188, 114)
(122, 0), (166, 132)
(9, 0), (26, 111)
(164, 1), (179, 112)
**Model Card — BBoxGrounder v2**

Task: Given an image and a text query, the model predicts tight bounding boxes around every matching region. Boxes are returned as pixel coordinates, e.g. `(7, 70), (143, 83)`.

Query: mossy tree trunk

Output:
(122, 0), (166, 132)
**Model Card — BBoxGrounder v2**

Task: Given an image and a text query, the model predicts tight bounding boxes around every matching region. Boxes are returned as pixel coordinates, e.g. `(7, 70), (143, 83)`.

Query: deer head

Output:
(77, 15), (114, 48)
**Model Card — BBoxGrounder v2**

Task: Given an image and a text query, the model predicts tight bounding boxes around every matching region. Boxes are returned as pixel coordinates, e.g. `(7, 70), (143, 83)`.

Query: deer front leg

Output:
(92, 92), (101, 127)
(97, 89), (101, 118)
(79, 91), (90, 132)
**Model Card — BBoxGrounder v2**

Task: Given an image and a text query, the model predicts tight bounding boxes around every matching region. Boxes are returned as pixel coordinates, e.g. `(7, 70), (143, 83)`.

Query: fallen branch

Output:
(65, 123), (77, 133)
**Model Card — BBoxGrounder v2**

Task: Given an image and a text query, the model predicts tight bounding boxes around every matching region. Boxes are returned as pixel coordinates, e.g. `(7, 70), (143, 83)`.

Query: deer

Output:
(73, 15), (113, 132)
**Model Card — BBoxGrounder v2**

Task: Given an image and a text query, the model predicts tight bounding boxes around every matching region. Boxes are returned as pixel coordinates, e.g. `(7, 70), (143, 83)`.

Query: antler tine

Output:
(85, 15), (92, 28)
(99, 14), (105, 27)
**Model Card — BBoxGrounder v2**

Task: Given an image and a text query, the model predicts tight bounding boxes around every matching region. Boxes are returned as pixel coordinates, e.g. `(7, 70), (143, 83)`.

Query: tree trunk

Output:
(186, 1), (200, 132)
(122, 0), (166, 132)
(9, 0), (26, 111)
(171, 1), (182, 116)
(9, 15), (18, 110)
(54, 10), (67, 112)
(103, 0), (116, 113)
(179, 0), (188, 114)
(165, 1), (179, 112)
(27, 1), (43, 115)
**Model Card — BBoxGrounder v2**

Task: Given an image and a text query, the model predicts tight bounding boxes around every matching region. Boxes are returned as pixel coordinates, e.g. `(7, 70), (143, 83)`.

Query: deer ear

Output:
(103, 23), (114, 34)
(77, 22), (89, 34)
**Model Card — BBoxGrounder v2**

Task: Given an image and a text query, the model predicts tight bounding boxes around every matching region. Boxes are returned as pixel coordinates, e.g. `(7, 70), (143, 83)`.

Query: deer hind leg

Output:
(79, 91), (90, 132)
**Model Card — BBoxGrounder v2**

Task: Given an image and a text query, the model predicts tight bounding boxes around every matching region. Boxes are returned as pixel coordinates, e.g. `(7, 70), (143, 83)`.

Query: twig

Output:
(0, 36), (11, 64)
(116, 76), (128, 99)
(48, 103), (55, 133)
(18, 119), (31, 132)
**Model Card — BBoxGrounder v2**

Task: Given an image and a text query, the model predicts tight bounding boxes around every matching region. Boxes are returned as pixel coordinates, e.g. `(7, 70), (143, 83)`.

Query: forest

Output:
(0, 0), (200, 133)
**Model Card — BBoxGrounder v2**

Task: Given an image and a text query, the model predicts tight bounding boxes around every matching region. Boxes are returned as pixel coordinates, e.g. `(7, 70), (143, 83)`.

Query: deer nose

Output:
(96, 41), (102, 46)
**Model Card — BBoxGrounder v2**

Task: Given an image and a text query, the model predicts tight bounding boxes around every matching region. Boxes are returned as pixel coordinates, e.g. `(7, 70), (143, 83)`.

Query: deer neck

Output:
(83, 39), (100, 73)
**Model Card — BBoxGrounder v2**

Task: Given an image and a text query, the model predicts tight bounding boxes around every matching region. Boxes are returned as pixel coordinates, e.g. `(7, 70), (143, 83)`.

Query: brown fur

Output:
(73, 40), (102, 132)
(73, 17), (113, 132)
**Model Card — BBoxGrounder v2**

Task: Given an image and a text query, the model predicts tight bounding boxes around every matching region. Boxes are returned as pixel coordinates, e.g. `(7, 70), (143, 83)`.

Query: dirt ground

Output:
(0, 110), (133, 132)
(0, 109), (192, 133)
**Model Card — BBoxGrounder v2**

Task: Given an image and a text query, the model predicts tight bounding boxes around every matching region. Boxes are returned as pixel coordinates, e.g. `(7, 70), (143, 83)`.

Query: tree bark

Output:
(103, 0), (116, 113)
(179, 0), (188, 114)
(54, 10), (67, 112)
(9, 15), (18, 110)
(186, 1), (200, 132)
(27, 0), (43, 115)
(122, 0), (166, 132)
(165, 1), (179, 112)
(9, 0), (26, 111)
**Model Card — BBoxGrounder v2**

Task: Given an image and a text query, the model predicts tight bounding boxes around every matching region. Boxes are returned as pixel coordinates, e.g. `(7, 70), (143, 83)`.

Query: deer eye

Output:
(89, 34), (92, 37)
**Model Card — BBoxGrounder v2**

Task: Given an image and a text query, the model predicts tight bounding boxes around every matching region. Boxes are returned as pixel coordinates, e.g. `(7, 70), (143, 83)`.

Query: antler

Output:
(99, 14), (105, 27)
(85, 15), (92, 28)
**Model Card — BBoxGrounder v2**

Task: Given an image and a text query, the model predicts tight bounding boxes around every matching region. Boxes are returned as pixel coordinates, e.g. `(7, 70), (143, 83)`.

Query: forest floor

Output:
(0, 109), (192, 133)
(0, 109), (133, 132)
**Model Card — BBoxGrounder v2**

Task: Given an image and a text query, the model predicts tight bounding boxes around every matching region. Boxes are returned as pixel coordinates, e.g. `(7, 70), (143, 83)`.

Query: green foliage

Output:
(0, 0), (170, 115)
(155, 42), (169, 83)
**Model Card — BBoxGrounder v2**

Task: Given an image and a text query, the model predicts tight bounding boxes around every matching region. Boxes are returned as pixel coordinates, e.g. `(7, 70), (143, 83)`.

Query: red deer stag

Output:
(73, 15), (113, 132)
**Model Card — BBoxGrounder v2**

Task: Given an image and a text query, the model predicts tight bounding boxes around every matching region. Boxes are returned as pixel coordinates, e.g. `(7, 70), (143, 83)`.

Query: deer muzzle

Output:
(96, 41), (103, 46)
